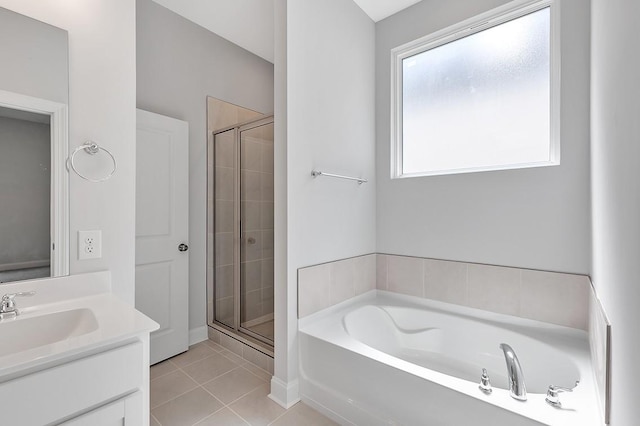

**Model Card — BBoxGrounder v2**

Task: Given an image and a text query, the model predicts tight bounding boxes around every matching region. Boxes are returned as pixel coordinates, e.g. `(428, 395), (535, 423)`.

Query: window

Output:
(391, 0), (559, 178)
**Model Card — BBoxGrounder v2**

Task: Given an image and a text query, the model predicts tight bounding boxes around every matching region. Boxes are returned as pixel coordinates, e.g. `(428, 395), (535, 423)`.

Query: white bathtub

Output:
(299, 290), (601, 426)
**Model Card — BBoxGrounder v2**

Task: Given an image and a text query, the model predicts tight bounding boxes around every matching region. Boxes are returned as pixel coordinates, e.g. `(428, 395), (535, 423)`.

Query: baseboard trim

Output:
(189, 326), (208, 345)
(269, 377), (300, 409)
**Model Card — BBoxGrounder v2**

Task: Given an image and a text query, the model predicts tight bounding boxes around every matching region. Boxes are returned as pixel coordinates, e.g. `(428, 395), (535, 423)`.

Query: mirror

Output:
(0, 7), (69, 283)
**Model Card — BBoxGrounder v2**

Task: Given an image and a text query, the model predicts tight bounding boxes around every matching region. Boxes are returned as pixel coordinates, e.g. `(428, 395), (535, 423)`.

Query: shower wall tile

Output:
(241, 170), (262, 201)
(261, 202), (274, 230)
(261, 174), (274, 202)
(262, 144), (274, 173)
(216, 200), (234, 233)
(214, 136), (235, 168)
(242, 231), (262, 262)
(215, 232), (234, 267)
(215, 265), (234, 298)
(241, 201), (261, 231)
(215, 167), (234, 201)
(262, 259), (274, 287)
(262, 230), (274, 259)
(241, 140), (262, 172)
(242, 261), (262, 293)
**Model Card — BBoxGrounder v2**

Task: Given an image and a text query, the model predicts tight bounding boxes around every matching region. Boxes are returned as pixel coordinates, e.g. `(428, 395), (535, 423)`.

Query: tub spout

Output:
(499, 343), (527, 401)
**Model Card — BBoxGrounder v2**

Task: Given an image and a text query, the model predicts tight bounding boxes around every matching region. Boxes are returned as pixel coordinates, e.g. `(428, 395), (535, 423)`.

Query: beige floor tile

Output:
(152, 387), (224, 426)
(195, 407), (250, 426)
(229, 384), (285, 426)
(150, 359), (177, 380)
(270, 403), (338, 426)
(219, 349), (246, 365)
(171, 342), (217, 368)
(182, 352), (240, 384)
(203, 339), (225, 352)
(241, 363), (272, 382)
(150, 414), (161, 426)
(150, 370), (199, 408)
(203, 367), (266, 404)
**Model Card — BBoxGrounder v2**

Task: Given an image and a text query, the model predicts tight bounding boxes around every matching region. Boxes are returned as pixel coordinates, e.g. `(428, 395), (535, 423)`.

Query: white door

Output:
(135, 109), (189, 364)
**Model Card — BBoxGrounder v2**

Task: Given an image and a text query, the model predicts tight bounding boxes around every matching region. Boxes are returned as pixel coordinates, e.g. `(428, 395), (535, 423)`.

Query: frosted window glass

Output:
(402, 8), (551, 175)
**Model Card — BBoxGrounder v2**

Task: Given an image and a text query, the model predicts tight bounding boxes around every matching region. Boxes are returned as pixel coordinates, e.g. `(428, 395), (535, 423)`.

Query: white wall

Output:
(591, 0), (640, 423)
(271, 0), (376, 405)
(0, 6), (68, 104)
(376, 0), (591, 274)
(0, 0), (137, 302)
(136, 0), (274, 333)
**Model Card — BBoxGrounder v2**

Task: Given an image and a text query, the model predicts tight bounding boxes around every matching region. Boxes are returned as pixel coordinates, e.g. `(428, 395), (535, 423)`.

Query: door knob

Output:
(178, 243), (189, 252)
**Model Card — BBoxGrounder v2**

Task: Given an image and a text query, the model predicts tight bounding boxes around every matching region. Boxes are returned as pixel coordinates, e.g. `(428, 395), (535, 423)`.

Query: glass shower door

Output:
(212, 128), (236, 329)
(210, 116), (274, 347)
(239, 121), (274, 342)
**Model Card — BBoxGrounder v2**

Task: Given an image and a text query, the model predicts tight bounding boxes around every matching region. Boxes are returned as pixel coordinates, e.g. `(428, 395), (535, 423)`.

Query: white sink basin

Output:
(0, 309), (99, 357)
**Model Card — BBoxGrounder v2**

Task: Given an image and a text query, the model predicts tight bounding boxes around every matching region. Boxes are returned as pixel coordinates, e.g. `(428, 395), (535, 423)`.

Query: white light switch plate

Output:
(78, 230), (102, 260)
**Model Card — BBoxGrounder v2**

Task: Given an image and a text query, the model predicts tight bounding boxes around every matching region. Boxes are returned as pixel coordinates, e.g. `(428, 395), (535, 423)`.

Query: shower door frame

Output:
(208, 115), (274, 351)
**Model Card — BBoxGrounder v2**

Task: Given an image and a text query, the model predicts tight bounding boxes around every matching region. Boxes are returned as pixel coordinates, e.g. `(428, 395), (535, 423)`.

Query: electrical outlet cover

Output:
(78, 230), (102, 260)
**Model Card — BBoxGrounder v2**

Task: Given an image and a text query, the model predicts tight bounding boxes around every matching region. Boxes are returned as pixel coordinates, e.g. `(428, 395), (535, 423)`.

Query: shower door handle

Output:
(178, 243), (189, 252)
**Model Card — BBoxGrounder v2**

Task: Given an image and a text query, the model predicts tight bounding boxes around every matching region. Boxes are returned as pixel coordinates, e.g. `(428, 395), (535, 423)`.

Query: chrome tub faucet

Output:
(500, 343), (527, 401)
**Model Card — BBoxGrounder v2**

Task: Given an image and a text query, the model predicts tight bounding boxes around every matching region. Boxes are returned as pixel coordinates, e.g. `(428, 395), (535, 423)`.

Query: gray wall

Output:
(136, 0), (274, 333)
(0, 115), (50, 267)
(375, 0), (591, 274)
(0, 6), (68, 103)
(591, 0), (640, 423)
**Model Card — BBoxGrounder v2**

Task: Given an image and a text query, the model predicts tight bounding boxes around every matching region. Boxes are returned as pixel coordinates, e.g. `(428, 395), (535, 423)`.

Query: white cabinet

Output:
(0, 339), (150, 425)
(62, 392), (142, 426)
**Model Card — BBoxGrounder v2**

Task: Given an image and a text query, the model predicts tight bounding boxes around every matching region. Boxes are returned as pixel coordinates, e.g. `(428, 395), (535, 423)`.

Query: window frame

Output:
(390, 0), (561, 179)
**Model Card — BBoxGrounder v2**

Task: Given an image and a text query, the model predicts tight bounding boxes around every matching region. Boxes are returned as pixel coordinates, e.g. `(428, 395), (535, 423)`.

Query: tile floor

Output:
(150, 340), (337, 426)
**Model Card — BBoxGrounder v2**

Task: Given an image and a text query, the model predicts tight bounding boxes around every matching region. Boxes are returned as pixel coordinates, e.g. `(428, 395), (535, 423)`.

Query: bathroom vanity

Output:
(0, 271), (158, 425)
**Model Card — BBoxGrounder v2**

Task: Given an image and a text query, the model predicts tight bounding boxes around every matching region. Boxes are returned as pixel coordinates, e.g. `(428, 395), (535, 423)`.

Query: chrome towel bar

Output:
(311, 170), (368, 185)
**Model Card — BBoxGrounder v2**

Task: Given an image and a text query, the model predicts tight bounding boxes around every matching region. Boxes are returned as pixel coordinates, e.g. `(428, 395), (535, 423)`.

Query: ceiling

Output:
(152, 0), (424, 64)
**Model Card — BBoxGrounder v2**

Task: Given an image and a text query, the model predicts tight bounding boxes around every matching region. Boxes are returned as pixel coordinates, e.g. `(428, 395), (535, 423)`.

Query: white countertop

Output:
(0, 271), (158, 381)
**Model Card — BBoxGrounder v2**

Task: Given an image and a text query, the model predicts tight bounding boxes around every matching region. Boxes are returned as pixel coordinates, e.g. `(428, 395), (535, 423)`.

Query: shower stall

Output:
(207, 115), (274, 348)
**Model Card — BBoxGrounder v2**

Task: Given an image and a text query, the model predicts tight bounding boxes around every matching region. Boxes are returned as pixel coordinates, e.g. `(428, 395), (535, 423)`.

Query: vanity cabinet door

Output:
(61, 392), (142, 426)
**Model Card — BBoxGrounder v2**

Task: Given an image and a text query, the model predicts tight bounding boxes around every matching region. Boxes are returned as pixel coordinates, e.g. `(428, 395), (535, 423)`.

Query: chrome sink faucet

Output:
(500, 343), (527, 401)
(0, 291), (36, 318)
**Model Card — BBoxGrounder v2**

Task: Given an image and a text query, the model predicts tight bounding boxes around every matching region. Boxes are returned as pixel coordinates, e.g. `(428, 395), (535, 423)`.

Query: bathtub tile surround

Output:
(387, 255), (423, 297)
(589, 285), (611, 424)
(423, 258), (468, 305)
(298, 254), (376, 318)
(301, 254), (591, 329)
(300, 254), (590, 330)
(377, 254), (590, 330)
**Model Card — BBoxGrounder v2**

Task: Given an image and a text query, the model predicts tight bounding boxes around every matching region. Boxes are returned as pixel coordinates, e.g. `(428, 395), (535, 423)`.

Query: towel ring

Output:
(68, 141), (117, 182)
